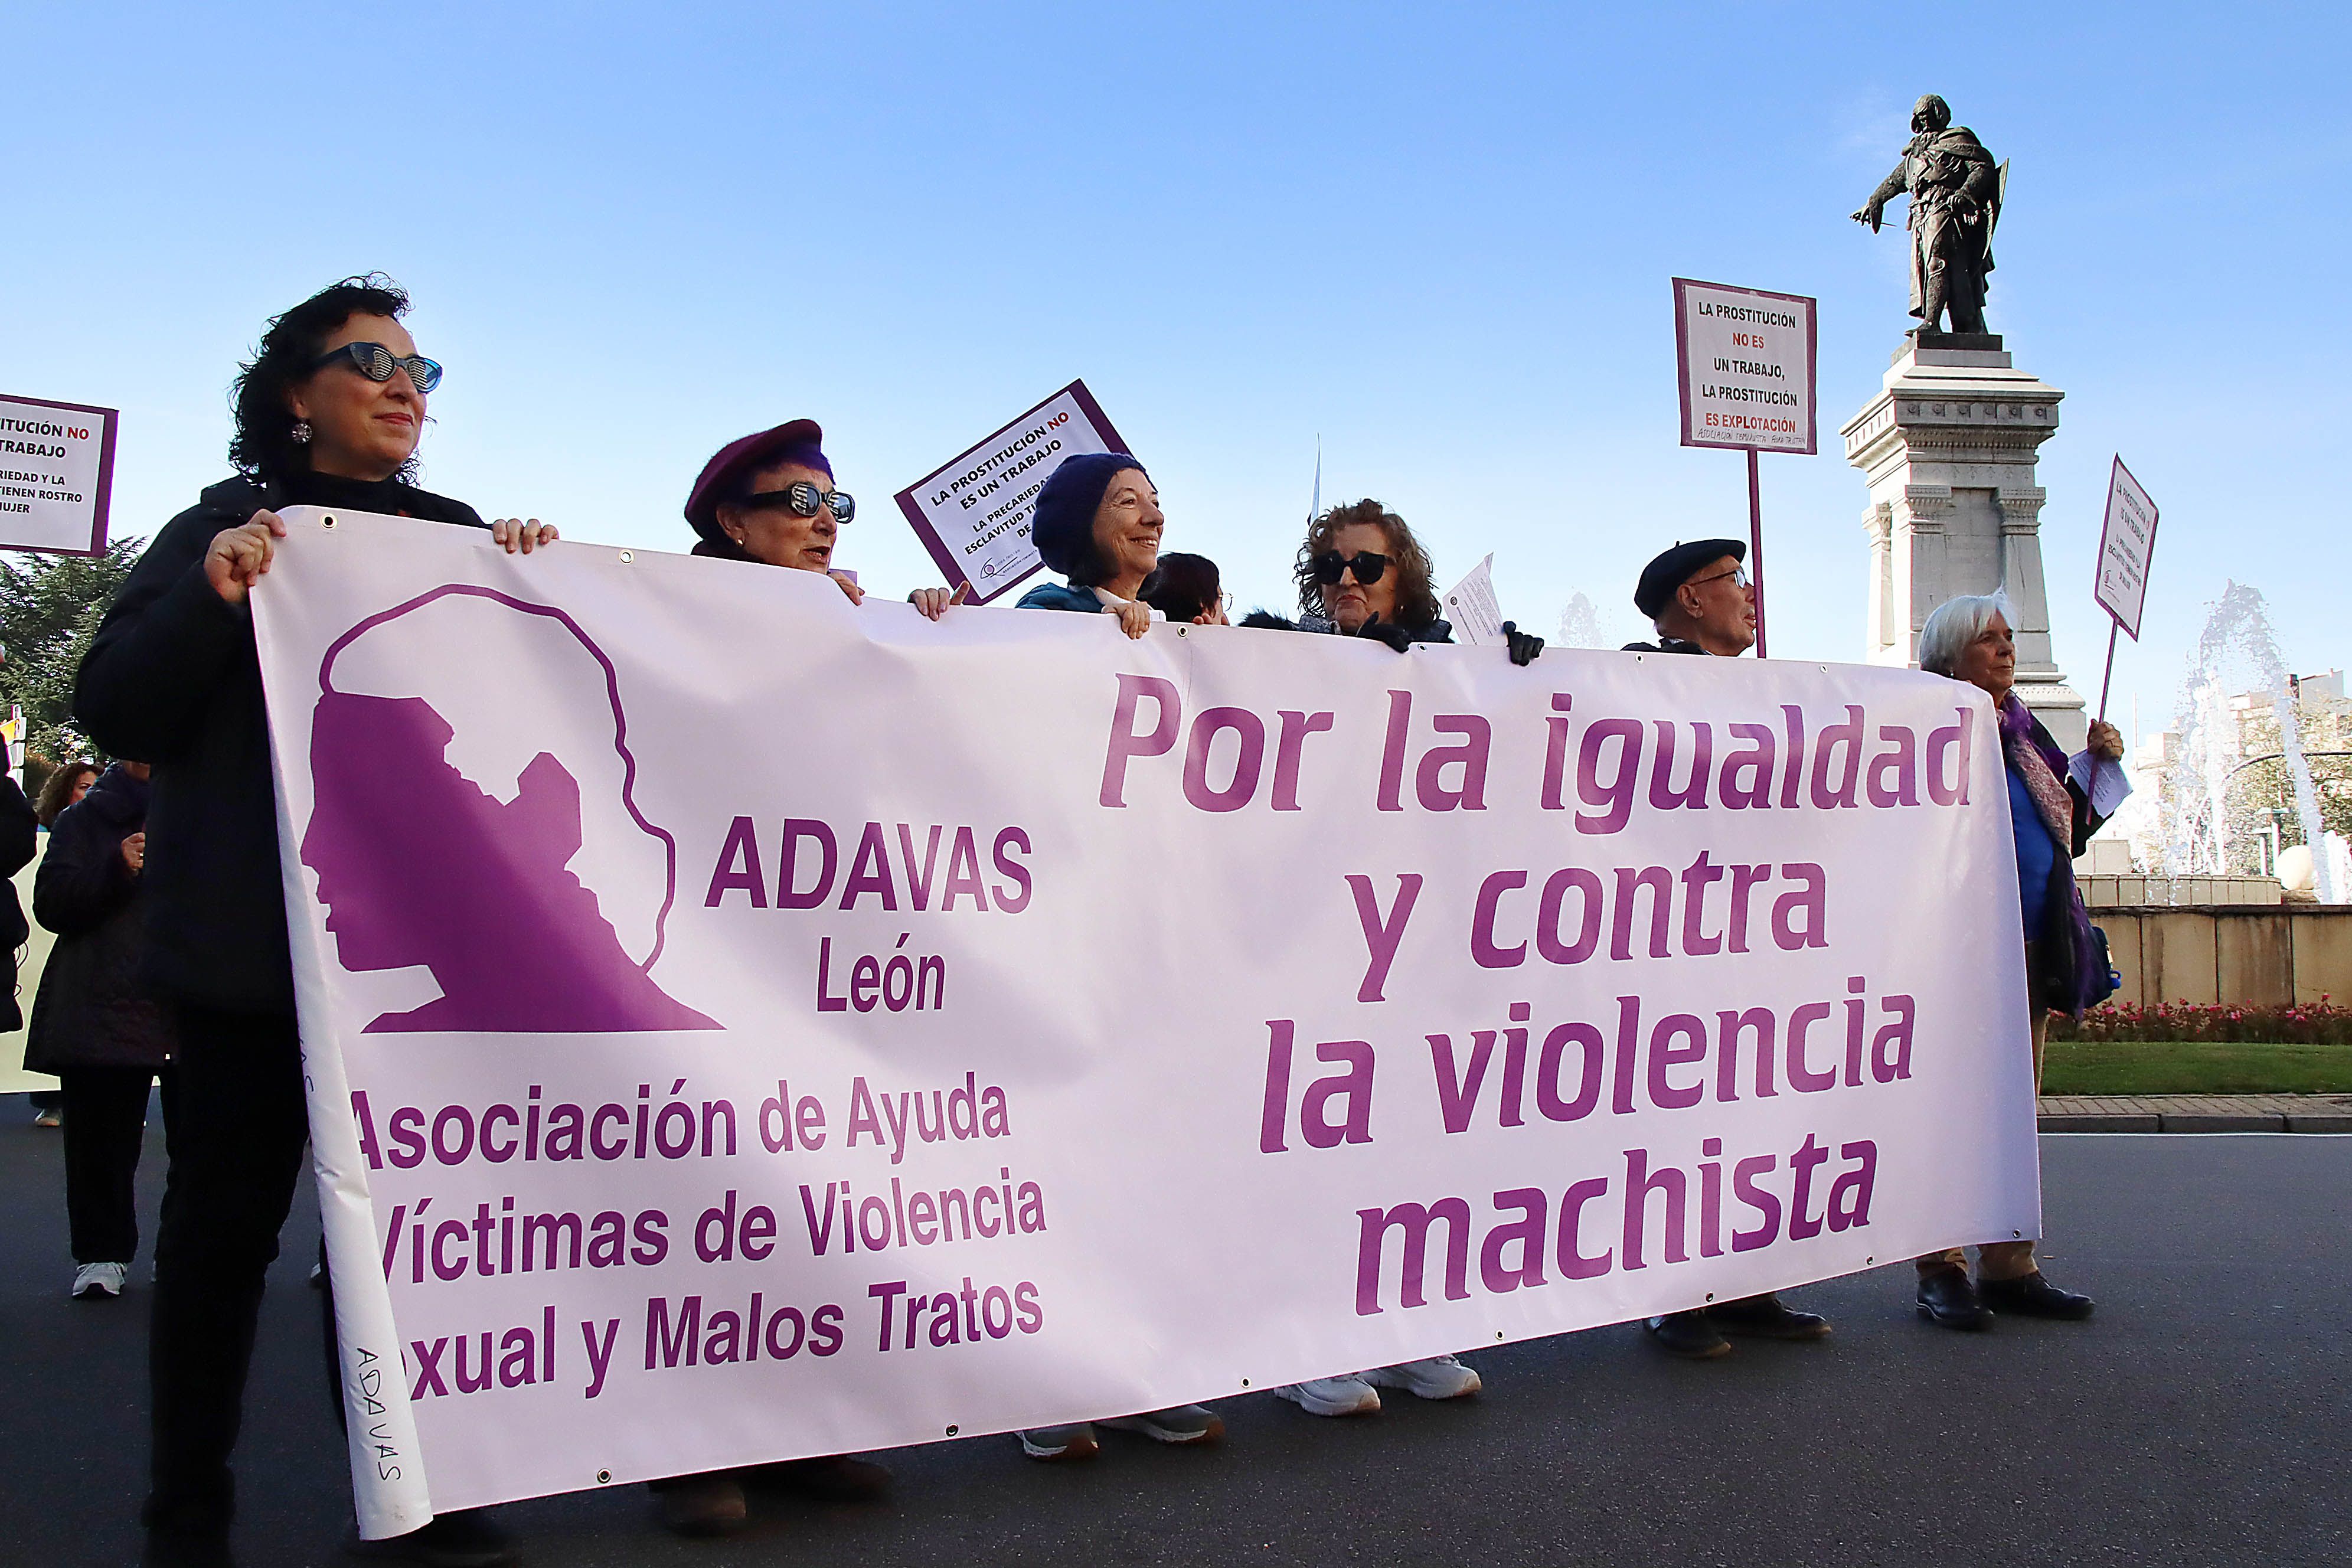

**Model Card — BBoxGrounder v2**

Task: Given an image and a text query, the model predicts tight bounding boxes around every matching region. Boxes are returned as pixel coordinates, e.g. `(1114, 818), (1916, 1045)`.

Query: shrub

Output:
(2052, 998), (2352, 1044)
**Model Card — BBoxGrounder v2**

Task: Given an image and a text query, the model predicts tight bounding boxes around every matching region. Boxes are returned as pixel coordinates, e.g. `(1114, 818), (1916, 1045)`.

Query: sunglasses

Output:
(1688, 566), (1751, 590)
(1312, 550), (1390, 587)
(740, 481), (856, 524)
(308, 341), (443, 394)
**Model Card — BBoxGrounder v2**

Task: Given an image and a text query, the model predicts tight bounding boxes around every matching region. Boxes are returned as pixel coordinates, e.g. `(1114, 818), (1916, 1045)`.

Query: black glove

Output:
(1502, 620), (1544, 667)
(1358, 615), (1417, 653)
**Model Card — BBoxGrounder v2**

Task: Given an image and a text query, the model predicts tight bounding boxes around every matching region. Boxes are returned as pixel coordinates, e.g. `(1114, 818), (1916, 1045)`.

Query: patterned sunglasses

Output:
(308, 341), (443, 394)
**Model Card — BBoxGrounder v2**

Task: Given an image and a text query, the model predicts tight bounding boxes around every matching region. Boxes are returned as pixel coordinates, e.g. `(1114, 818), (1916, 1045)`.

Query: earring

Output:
(290, 419), (312, 444)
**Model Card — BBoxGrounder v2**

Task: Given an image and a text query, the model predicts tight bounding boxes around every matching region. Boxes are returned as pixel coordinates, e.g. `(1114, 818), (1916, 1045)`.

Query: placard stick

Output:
(2096, 619), (2119, 725)
(1747, 447), (1768, 658)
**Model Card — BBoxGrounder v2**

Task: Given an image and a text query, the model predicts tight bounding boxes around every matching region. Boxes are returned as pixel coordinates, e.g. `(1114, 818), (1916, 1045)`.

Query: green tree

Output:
(0, 539), (142, 770)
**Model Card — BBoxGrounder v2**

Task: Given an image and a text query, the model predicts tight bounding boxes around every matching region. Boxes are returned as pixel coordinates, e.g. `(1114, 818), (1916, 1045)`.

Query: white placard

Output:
(2092, 458), (2158, 641)
(0, 394), (117, 555)
(251, 511), (2037, 1532)
(1440, 553), (1505, 646)
(893, 382), (1131, 605)
(1671, 280), (1818, 455)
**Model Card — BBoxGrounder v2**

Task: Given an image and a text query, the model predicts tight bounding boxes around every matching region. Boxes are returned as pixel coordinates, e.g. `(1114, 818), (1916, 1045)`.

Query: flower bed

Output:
(2052, 998), (2352, 1044)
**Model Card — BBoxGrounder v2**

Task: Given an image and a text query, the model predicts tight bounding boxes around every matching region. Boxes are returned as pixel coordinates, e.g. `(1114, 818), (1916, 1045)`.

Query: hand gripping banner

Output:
(253, 509), (2040, 1534)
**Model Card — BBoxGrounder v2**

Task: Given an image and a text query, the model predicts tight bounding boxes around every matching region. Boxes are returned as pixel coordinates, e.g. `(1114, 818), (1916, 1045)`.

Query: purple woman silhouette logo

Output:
(300, 586), (717, 1033)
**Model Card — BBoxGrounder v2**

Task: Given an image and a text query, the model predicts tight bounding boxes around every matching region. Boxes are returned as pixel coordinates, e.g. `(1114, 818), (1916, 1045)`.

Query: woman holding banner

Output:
(1002, 452), (1227, 1458)
(77, 275), (547, 1568)
(685, 418), (962, 619)
(1913, 593), (2120, 1330)
(661, 420), (943, 1534)
(1016, 453), (1163, 638)
(1243, 499), (1542, 666)
(1233, 498), (1497, 1415)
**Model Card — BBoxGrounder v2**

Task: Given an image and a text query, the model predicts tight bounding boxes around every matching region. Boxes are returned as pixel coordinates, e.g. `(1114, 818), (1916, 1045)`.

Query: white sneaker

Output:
(71, 1263), (127, 1299)
(1361, 1354), (1481, 1400)
(1275, 1376), (1381, 1416)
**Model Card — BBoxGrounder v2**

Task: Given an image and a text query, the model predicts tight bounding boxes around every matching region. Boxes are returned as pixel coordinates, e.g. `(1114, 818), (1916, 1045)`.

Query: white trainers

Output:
(71, 1263), (127, 1300)
(1361, 1354), (1481, 1400)
(1275, 1376), (1381, 1416)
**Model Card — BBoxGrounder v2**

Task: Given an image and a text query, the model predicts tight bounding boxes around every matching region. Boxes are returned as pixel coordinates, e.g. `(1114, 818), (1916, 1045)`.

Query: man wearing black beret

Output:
(1623, 538), (1832, 1357)
(1623, 538), (1756, 658)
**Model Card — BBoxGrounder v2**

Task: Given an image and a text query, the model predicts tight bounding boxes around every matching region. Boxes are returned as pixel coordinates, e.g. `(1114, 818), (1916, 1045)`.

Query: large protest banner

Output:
(253, 509), (2039, 1536)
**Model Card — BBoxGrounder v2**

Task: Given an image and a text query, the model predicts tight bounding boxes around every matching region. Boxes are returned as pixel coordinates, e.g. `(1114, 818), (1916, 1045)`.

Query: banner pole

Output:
(2096, 618), (2120, 725)
(1747, 446), (1767, 658)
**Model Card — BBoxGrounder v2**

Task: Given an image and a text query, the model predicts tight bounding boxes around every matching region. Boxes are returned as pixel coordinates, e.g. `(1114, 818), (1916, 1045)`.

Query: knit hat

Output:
(1031, 452), (1146, 580)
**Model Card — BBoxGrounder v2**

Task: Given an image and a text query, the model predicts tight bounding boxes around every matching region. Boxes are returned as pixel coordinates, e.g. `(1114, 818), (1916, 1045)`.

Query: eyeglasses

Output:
(308, 341), (443, 394)
(739, 481), (855, 523)
(1312, 550), (1390, 587)
(1688, 566), (1751, 591)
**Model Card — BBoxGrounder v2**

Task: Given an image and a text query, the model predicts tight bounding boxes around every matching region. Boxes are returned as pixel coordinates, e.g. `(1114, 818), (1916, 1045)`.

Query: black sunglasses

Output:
(1312, 550), (1390, 587)
(308, 341), (443, 394)
(740, 481), (855, 524)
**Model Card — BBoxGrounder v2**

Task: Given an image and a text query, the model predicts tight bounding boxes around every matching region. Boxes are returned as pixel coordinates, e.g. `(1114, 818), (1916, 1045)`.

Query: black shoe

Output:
(1644, 1309), (1731, 1358)
(1916, 1266), (1990, 1330)
(748, 1453), (893, 1502)
(1707, 1292), (1832, 1340)
(1979, 1270), (2095, 1321)
(347, 1508), (516, 1566)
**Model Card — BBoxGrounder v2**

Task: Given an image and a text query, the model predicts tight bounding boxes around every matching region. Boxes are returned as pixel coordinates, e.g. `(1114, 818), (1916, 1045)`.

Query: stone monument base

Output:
(1845, 335), (2086, 753)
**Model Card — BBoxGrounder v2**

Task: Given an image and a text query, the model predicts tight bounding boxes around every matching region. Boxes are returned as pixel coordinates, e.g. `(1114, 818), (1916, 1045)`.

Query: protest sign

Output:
(894, 382), (1131, 605)
(0, 394), (117, 555)
(255, 511), (2038, 1536)
(1440, 554), (1504, 646)
(2090, 458), (2159, 718)
(1669, 280), (1819, 658)
(1671, 280), (1817, 457)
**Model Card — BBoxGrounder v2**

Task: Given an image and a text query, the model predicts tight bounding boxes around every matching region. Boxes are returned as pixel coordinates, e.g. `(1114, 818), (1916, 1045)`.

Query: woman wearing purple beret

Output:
(684, 419), (963, 619)
(655, 419), (949, 1537)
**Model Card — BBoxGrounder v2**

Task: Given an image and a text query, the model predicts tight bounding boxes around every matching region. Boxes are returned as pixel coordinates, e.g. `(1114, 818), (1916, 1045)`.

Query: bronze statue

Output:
(1853, 94), (2004, 335)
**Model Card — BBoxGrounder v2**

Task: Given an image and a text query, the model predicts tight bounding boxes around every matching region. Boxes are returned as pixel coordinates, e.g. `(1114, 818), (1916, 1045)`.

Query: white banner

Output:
(253, 509), (2038, 1534)
(0, 393), (116, 554)
(891, 381), (1132, 605)
(1671, 279), (1818, 455)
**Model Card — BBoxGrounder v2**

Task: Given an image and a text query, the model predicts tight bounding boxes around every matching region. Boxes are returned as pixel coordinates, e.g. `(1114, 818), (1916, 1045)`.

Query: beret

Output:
(684, 419), (832, 545)
(1635, 538), (1746, 619)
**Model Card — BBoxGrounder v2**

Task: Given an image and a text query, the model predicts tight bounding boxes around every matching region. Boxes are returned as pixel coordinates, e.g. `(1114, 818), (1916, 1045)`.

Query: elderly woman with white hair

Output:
(1913, 593), (2125, 1331)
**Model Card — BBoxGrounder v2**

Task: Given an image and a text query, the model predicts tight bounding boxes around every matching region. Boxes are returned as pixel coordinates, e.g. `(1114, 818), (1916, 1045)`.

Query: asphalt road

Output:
(3, 1099), (2344, 1568)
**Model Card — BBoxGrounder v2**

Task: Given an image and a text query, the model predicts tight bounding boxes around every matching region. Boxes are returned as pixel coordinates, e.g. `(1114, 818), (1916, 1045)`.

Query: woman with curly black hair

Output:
(78, 275), (543, 1567)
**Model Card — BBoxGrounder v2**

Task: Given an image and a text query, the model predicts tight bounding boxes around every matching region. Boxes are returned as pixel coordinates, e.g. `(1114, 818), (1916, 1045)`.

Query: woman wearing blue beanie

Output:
(1008, 452), (1225, 1460)
(1015, 453), (1162, 639)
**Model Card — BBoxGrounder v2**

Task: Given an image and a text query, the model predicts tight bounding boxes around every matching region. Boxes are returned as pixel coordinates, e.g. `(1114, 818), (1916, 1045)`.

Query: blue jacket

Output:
(1016, 580), (1106, 613)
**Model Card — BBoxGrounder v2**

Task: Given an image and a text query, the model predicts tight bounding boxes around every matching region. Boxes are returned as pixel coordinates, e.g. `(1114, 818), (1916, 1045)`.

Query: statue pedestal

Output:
(1843, 334), (2086, 751)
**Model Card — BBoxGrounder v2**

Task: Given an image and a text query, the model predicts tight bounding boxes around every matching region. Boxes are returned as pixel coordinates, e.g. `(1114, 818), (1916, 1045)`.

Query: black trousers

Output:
(60, 1064), (175, 1264)
(145, 1007), (310, 1534)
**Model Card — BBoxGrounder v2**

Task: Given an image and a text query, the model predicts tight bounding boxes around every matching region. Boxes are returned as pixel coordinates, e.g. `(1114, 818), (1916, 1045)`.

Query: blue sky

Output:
(5, 2), (2343, 743)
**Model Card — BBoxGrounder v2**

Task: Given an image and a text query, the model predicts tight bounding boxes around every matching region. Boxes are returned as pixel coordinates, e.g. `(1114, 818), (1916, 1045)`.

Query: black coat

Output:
(0, 776), (37, 1034)
(76, 472), (486, 1015)
(25, 764), (172, 1072)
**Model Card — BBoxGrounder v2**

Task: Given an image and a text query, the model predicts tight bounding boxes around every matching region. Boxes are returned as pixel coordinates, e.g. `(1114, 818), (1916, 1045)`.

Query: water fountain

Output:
(2155, 582), (2336, 902)
(1555, 592), (1610, 649)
